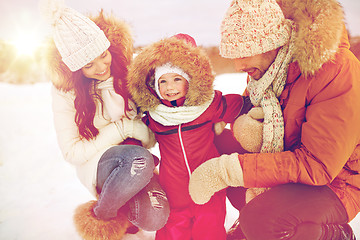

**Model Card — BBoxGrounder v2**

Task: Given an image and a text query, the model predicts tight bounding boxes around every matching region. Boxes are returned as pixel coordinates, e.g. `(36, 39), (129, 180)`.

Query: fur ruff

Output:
(128, 37), (215, 112)
(73, 200), (132, 240)
(44, 10), (133, 91)
(277, 0), (344, 76)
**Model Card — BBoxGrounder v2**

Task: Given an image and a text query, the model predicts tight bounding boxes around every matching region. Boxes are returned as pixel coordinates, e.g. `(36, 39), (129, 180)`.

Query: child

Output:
(127, 34), (252, 240)
(42, 1), (169, 239)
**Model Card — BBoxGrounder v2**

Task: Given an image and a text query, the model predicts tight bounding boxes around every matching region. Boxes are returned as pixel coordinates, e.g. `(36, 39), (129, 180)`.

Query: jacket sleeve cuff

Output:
(237, 153), (257, 187)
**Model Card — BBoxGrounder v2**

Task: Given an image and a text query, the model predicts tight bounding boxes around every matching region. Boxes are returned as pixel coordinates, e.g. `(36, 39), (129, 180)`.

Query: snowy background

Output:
(0, 73), (359, 239)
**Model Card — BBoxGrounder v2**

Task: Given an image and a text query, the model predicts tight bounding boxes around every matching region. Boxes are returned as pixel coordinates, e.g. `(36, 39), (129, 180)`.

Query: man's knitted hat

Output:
(41, 0), (110, 72)
(220, 0), (291, 59)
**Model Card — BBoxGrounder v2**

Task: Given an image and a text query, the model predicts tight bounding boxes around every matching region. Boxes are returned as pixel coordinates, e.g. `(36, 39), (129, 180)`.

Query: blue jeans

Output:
(94, 145), (169, 231)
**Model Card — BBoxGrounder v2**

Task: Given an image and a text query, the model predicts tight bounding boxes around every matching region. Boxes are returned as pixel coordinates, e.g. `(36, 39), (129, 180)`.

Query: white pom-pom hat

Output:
(40, 0), (110, 72)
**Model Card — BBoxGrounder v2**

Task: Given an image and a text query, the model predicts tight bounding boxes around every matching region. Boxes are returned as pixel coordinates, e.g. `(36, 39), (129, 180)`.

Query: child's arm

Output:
(217, 93), (253, 123)
(213, 92), (252, 135)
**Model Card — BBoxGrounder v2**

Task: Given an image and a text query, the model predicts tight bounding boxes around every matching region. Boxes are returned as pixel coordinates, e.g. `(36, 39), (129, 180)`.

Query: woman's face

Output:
(81, 50), (112, 81)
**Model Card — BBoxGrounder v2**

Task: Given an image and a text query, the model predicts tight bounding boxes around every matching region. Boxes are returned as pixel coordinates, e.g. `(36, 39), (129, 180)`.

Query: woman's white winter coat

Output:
(51, 87), (127, 196)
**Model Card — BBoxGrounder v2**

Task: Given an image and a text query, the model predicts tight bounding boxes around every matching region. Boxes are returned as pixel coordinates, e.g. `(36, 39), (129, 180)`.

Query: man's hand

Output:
(189, 153), (244, 204)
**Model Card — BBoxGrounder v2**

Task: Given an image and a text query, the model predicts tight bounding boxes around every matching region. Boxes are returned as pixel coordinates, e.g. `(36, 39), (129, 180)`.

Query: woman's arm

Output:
(51, 86), (126, 165)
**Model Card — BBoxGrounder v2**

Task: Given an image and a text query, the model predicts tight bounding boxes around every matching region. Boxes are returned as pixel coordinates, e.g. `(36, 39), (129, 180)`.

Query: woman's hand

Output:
(116, 118), (156, 149)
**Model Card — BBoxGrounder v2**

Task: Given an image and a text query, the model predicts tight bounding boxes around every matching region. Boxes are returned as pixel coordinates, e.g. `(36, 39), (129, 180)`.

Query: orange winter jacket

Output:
(240, 31), (360, 221)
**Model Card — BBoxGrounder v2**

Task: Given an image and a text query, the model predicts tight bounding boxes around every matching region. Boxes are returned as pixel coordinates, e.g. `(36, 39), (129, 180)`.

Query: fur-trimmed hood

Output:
(44, 10), (133, 91)
(127, 37), (215, 112)
(277, 0), (345, 76)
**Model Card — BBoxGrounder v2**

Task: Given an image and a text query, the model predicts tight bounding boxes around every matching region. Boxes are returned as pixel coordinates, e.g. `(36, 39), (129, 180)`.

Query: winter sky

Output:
(0, 0), (359, 49)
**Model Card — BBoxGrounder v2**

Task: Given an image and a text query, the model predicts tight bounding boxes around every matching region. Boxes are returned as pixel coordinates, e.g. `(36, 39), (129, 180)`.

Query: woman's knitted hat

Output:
(41, 0), (110, 72)
(220, 0), (291, 59)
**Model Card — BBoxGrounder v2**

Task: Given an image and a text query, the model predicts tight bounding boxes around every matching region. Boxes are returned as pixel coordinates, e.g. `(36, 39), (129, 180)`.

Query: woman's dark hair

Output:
(73, 43), (133, 140)
(73, 71), (98, 140)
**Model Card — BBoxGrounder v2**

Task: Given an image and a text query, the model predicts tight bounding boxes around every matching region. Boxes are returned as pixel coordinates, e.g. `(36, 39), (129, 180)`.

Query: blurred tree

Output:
(0, 39), (17, 74)
(0, 39), (48, 84)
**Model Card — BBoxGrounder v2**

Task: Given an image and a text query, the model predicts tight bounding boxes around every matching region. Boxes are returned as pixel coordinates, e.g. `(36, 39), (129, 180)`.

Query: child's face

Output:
(81, 50), (112, 81)
(158, 73), (189, 101)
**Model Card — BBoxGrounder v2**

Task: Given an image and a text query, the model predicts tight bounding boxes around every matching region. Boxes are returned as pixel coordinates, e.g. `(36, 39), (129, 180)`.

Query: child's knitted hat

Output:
(220, 0), (291, 59)
(41, 0), (110, 71)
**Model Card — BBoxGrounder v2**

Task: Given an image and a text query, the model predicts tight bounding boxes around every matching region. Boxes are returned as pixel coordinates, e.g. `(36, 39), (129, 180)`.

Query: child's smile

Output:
(158, 73), (189, 101)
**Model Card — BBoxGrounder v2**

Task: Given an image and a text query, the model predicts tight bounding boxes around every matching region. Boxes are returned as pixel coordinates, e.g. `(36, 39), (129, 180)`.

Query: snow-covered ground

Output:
(0, 73), (359, 239)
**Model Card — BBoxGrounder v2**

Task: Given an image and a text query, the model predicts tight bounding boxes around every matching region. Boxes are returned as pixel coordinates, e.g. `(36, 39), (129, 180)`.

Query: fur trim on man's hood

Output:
(44, 10), (133, 92)
(277, 0), (345, 76)
(127, 37), (215, 112)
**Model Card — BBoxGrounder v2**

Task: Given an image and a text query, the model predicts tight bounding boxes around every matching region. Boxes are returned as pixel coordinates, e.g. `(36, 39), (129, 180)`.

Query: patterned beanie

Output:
(220, 0), (291, 59)
(41, 0), (110, 72)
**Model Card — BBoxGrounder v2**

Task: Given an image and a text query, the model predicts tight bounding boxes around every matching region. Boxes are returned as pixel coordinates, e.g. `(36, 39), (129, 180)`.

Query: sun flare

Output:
(11, 32), (41, 57)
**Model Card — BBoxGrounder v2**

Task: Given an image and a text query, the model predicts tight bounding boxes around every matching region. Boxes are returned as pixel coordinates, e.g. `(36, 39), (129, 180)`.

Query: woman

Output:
(42, 2), (169, 239)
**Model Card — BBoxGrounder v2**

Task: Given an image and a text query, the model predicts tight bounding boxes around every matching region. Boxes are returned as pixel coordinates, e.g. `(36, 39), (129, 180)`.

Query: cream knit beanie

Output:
(41, 0), (110, 72)
(220, 0), (291, 59)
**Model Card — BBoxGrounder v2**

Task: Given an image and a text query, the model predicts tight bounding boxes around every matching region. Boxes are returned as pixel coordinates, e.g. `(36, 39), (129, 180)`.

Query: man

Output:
(189, 0), (360, 239)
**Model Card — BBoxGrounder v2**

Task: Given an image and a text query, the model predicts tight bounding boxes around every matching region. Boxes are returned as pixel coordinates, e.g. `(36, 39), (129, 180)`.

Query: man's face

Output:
(233, 48), (279, 80)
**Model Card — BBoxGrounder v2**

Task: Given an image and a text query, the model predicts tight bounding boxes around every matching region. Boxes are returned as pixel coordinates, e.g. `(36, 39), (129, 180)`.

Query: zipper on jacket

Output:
(178, 124), (192, 177)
